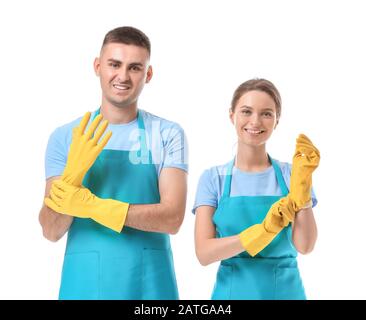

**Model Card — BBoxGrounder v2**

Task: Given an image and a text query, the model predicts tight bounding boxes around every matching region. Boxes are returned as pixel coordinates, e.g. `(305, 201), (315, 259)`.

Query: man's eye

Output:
(109, 63), (119, 68)
(131, 66), (141, 71)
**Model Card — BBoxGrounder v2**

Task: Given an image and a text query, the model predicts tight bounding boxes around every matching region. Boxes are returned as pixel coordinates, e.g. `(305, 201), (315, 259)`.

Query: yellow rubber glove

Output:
(289, 134), (320, 211)
(62, 112), (112, 186)
(44, 180), (129, 233)
(239, 196), (296, 257)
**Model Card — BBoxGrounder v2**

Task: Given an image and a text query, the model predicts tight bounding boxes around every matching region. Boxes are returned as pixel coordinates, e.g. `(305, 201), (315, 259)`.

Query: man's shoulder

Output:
(49, 115), (82, 141)
(140, 109), (184, 132)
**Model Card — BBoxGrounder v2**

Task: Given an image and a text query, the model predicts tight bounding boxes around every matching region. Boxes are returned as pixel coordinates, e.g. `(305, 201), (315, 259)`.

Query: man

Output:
(39, 26), (188, 300)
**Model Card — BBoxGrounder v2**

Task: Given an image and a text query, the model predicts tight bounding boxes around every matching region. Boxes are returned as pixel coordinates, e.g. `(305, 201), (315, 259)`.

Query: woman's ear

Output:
(229, 108), (235, 125)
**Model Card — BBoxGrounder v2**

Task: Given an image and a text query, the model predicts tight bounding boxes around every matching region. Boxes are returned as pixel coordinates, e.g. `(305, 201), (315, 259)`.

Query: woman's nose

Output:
(249, 113), (261, 126)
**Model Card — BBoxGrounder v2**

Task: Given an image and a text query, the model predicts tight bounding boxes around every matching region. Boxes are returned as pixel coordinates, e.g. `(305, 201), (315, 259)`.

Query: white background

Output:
(0, 0), (365, 299)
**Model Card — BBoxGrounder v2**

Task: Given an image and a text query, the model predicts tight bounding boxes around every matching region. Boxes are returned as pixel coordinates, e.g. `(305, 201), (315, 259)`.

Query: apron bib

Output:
(59, 110), (179, 300)
(211, 157), (306, 300)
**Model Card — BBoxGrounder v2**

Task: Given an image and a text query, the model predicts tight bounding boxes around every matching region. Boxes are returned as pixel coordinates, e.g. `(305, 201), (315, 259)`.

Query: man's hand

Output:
(45, 180), (129, 233)
(62, 112), (112, 186)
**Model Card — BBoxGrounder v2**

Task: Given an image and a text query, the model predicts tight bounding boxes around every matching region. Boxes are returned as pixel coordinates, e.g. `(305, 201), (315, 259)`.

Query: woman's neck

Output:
(235, 143), (270, 172)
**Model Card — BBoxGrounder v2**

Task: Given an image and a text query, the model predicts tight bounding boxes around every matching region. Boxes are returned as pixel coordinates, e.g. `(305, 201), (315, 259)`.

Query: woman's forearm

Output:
(195, 235), (244, 266)
(292, 207), (318, 254)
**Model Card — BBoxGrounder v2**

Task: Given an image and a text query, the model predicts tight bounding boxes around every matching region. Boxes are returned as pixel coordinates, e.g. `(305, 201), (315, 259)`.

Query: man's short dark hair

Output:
(102, 26), (151, 57)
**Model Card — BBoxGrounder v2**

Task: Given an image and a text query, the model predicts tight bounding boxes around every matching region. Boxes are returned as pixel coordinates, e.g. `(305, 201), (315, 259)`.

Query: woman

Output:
(193, 78), (320, 300)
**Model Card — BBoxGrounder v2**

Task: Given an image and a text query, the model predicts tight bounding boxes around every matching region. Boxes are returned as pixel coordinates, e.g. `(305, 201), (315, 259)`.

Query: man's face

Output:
(94, 42), (152, 109)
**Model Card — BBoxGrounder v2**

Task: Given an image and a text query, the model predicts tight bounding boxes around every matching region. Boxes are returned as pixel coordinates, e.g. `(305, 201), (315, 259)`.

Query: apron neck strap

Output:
(270, 156), (289, 195)
(92, 108), (151, 163)
(136, 110), (151, 163)
(222, 154), (288, 198)
(222, 159), (235, 198)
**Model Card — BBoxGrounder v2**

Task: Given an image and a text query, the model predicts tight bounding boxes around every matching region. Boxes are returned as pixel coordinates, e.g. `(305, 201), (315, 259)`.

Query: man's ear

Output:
(94, 57), (100, 76)
(146, 65), (153, 83)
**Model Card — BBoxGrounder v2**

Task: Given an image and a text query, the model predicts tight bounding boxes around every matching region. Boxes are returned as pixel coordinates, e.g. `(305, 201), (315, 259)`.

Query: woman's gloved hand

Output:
(62, 112), (112, 187)
(289, 134), (320, 211)
(239, 196), (296, 257)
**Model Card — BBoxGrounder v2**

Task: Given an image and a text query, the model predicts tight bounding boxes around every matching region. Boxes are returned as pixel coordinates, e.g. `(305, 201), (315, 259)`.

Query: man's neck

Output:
(100, 103), (138, 124)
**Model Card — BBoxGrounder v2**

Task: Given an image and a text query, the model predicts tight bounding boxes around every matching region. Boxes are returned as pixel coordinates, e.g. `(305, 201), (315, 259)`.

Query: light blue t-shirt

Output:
(45, 109), (188, 179)
(192, 159), (317, 213)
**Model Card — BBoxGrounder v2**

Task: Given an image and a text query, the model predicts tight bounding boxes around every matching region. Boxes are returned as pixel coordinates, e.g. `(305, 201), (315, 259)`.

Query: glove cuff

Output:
(92, 198), (129, 233)
(239, 224), (278, 257)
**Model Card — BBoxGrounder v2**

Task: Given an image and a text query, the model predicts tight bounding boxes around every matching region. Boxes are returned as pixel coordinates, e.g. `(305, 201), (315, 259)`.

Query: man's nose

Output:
(117, 67), (130, 82)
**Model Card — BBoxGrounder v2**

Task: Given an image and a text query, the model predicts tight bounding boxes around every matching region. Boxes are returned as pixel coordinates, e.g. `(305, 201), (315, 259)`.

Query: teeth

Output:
(246, 129), (263, 134)
(113, 84), (130, 90)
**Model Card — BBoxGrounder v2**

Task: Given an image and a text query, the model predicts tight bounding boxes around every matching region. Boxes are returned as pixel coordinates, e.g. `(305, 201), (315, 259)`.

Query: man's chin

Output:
(109, 99), (135, 109)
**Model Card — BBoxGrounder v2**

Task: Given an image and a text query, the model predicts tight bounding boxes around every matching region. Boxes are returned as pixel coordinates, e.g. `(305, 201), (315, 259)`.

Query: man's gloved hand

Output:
(62, 112), (112, 186)
(44, 180), (129, 233)
(239, 196), (296, 257)
(289, 134), (320, 211)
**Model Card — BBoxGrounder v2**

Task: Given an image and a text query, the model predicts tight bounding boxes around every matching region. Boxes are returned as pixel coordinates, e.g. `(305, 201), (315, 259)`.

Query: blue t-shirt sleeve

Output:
(192, 169), (218, 214)
(44, 127), (68, 179)
(281, 162), (318, 208)
(161, 123), (188, 173)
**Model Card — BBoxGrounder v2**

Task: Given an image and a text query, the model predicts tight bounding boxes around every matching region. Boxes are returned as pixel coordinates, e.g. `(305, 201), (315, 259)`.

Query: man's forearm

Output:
(124, 202), (184, 234)
(39, 205), (73, 242)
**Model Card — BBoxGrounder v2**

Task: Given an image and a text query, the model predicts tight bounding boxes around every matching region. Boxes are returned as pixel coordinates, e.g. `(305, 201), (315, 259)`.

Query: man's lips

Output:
(113, 84), (131, 90)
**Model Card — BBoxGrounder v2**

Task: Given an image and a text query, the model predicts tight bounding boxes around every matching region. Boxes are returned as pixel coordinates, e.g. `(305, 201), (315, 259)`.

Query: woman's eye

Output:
(263, 112), (273, 118)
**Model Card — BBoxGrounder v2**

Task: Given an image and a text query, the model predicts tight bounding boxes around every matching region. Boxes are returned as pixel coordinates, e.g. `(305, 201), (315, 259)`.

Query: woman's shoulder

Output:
(272, 158), (291, 176)
(203, 161), (232, 178)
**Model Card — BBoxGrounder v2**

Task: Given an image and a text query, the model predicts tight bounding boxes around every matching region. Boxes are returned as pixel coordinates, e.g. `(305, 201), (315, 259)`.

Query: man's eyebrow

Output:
(129, 62), (144, 67)
(107, 58), (122, 63)
(106, 59), (144, 67)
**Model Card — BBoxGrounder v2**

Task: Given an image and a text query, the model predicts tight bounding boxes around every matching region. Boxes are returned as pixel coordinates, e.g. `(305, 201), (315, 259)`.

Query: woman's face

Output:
(230, 90), (278, 147)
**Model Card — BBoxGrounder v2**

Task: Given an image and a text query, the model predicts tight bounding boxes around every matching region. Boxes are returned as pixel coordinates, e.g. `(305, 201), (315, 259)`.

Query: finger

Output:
(297, 134), (312, 144)
(75, 112), (91, 136)
(281, 209), (294, 225)
(84, 114), (103, 139)
(72, 127), (79, 139)
(91, 120), (109, 145)
(53, 179), (70, 192)
(96, 130), (112, 151)
(296, 143), (320, 158)
(296, 134), (319, 153)
(50, 186), (63, 201)
(44, 197), (61, 212)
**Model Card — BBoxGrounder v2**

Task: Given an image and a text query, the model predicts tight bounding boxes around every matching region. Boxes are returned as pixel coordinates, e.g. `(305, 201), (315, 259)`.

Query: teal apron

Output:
(211, 157), (306, 300)
(59, 110), (179, 300)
